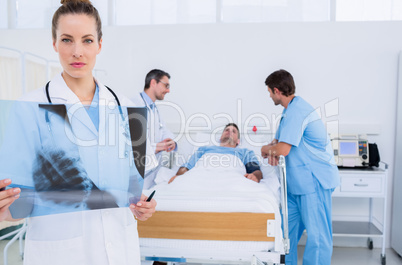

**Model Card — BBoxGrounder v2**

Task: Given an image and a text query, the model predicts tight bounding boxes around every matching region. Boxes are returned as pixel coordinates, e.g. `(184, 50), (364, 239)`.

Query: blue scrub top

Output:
(275, 96), (339, 195)
(182, 145), (260, 173)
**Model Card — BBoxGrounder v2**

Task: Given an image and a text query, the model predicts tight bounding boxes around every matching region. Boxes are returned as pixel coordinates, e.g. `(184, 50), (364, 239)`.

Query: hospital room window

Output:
(115, 0), (216, 25)
(0, 0), (7, 28)
(10, 0), (55, 29)
(3, 0), (402, 29)
(3, 0), (108, 29)
(220, 0), (330, 22)
(336, 0), (402, 21)
(115, 0), (152, 25)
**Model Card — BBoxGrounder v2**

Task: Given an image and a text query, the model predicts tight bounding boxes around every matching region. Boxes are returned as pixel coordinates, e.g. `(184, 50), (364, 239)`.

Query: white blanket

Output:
(146, 153), (280, 213)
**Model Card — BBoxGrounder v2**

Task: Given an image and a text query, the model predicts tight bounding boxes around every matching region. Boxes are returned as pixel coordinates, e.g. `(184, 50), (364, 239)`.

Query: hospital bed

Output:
(138, 132), (289, 265)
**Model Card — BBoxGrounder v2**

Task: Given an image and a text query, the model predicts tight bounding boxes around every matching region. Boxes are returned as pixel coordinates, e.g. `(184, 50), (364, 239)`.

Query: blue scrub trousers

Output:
(285, 179), (334, 265)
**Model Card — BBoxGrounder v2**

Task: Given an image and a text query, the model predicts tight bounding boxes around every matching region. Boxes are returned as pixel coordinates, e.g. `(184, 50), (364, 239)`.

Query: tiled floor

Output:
(302, 246), (401, 265)
(1, 240), (401, 265)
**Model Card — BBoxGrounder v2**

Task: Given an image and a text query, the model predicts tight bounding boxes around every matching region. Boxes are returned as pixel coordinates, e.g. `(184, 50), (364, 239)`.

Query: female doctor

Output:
(0, 0), (156, 264)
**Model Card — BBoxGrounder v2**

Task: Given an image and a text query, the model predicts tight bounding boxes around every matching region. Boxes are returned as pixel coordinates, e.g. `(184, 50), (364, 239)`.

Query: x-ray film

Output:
(0, 100), (147, 218)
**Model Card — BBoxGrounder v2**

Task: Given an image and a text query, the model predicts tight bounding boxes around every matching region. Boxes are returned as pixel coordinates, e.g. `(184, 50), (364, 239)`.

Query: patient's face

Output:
(220, 126), (240, 146)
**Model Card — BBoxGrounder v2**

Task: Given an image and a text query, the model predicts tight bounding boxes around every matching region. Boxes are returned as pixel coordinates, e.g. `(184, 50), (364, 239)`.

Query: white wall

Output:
(1, 21), (401, 247)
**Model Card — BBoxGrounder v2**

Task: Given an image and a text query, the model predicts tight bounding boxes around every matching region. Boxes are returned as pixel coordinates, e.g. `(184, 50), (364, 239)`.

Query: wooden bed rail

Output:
(138, 211), (276, 241)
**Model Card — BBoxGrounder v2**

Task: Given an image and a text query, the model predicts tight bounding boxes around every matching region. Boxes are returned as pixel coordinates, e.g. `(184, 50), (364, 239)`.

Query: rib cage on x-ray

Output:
(32, 104), (119, 211)
(0, 92), (147, 218)
(32, 149), (119, 210)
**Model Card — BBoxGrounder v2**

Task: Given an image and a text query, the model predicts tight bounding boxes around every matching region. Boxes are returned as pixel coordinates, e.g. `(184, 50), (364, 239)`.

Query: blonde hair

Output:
(52, 0), (102, 41)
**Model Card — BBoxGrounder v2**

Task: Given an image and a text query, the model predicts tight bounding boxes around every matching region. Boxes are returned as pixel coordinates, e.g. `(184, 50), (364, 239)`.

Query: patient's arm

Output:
(168, 167), (189, 184)
(176, 167), (189, 176)
(244, 170), (262, 183)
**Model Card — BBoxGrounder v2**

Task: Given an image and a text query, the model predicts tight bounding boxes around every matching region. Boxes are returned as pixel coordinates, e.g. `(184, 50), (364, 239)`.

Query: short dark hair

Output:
(265, 69), (295, 97)
(224, 123), (240, 137)
(144, 69), (170, 90)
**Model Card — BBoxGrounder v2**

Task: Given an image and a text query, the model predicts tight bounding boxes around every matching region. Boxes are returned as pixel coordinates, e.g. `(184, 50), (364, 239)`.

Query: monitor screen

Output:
(339, 141), (357, 155)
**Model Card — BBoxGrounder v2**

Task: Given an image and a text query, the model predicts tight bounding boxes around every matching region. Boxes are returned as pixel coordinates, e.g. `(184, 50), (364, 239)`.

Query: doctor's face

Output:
(154, 76), (170, 101)
(53, 14), (102, 81)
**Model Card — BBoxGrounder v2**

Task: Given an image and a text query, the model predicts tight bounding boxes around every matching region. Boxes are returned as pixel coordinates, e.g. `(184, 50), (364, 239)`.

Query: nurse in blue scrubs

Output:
(261, 69), (340, 265)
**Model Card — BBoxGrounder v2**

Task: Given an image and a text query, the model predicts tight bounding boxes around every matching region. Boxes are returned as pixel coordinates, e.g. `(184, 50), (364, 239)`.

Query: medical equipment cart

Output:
(332, 162), (388, 265)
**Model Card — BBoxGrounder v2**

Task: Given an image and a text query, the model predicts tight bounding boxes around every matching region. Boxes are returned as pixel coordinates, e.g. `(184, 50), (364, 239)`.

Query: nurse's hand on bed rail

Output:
(0, 178), (21, 221)
(267, 155), (279, 166)
(129, 193), (156, 221)
(261, 140), (291, 166)
(261, 142), (279, 166)
(155, 138), (176, 153)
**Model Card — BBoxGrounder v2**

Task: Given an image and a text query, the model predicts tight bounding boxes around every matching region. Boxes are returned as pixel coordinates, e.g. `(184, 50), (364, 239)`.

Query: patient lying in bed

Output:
(169, 123), (263, 184)
(144, 122), (280, 212)
(138, 125), (284, 261)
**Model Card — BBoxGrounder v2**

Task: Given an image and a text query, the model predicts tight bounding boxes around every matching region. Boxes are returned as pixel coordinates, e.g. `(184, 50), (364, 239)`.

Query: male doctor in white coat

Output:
(131, 69), (177, 189)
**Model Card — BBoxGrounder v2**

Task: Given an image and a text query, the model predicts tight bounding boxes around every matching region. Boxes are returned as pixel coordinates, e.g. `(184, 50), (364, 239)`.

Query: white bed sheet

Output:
(148, 154), (279, 211)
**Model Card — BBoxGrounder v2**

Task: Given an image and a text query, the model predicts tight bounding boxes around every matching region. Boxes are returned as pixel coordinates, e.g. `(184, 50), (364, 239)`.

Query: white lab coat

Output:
(0, 73), (146, 265)
(131, 92), (175, 189)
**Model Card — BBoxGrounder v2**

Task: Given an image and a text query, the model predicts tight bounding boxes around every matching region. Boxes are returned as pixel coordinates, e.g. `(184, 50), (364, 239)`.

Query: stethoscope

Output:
(140, 93), (163, 129)
(44, 81), (130, 141)
(45, 81), (123, 118)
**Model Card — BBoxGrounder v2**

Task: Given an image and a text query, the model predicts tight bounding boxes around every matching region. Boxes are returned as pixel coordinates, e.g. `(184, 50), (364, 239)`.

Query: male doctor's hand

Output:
(129, 193), (156, 221)
(0, 179), (20, 221)
(155, 138), (176, 153)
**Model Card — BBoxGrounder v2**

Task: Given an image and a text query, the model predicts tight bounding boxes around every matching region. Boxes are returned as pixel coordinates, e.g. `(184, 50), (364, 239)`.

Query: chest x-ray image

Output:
(0, 100), (147, 218)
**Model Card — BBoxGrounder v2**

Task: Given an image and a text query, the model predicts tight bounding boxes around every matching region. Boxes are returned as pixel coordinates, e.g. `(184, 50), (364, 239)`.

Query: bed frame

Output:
(138, 156), (289, 265)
